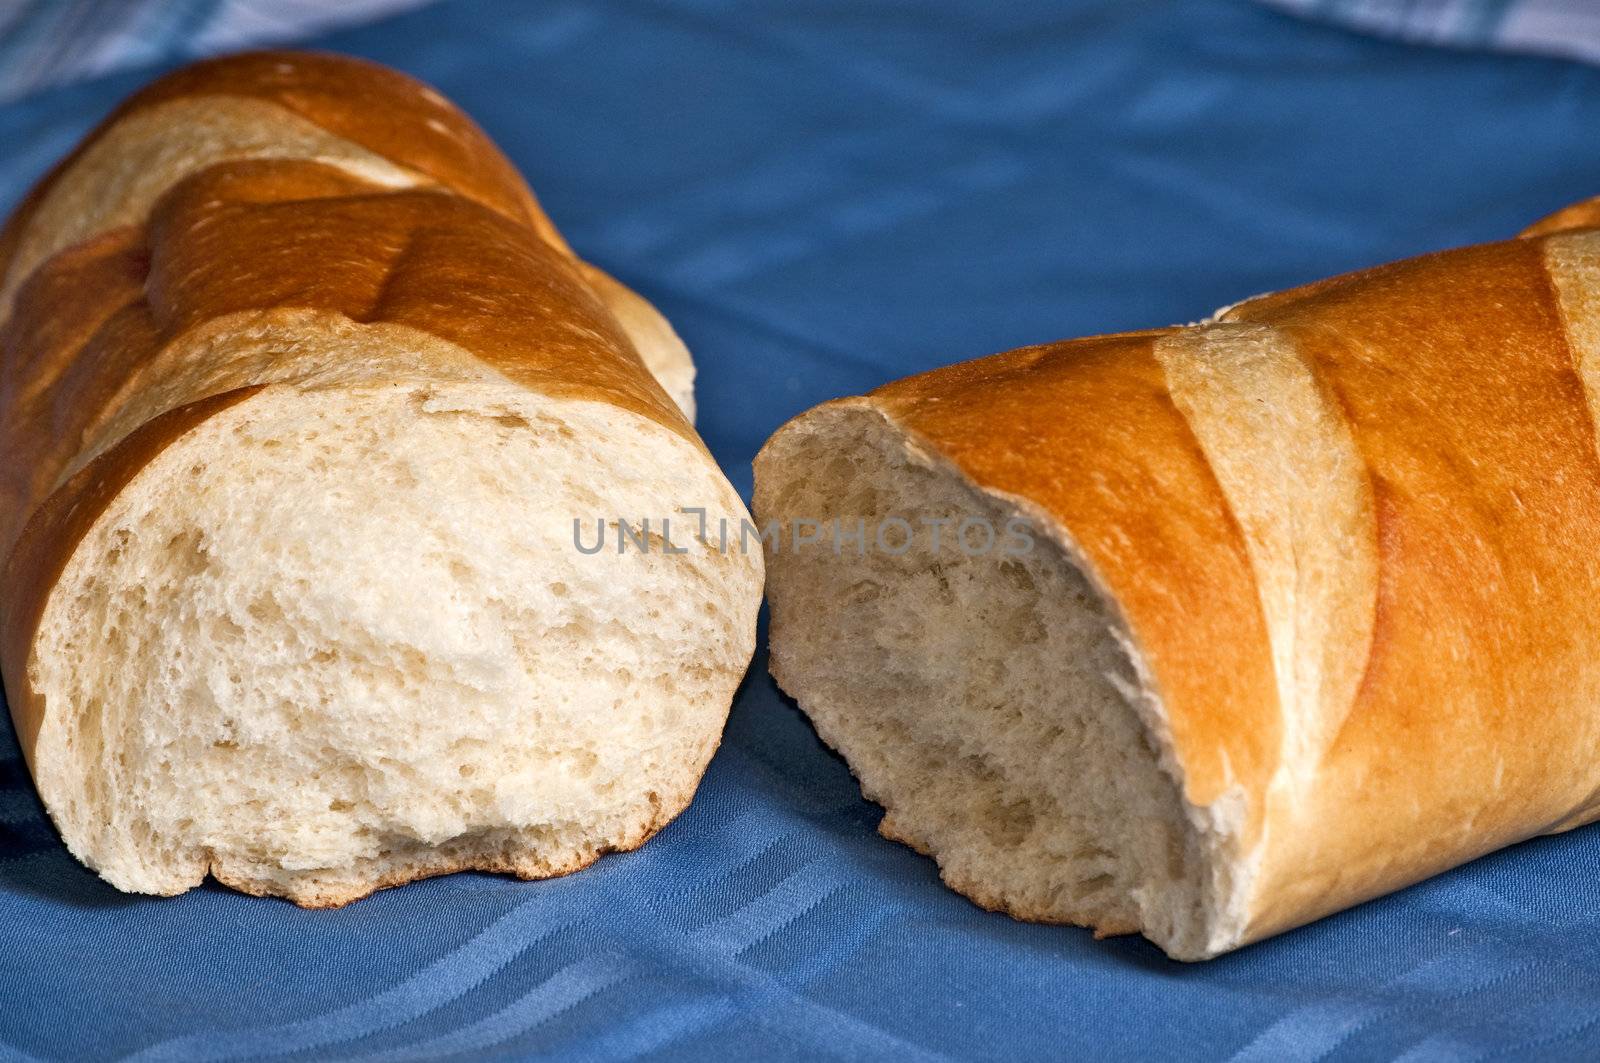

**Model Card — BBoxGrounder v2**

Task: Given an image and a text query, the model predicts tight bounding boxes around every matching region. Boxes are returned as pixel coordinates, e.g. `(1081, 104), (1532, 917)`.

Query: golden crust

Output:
(1521, 195), (1600, 239)
(0, 52), (714, 904)
(144, 160), (687, 436)
(870, 332), (1283, 820)
(3, 183), (693, 563)
(817, 215), (1600, 954)
(0, 49), (554, 288)
(1222, 237), (1600, 942)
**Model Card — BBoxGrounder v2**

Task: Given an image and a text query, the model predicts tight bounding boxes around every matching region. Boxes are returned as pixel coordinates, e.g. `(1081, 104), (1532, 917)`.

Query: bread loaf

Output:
(754, 199), (1600, 959)
(0, 51), (762, 905)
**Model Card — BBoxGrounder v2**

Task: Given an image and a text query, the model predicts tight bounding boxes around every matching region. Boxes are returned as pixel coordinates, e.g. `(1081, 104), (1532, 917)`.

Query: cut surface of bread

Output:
(758, 220), (1600, 960)
(29, 383), (758, 904)
(0, 51), (759, 905)
(756, 403), (1238, 959)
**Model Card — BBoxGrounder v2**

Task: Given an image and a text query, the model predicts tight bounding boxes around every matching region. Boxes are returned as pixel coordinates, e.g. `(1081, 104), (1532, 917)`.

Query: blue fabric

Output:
(5, 1), (1600, 1059)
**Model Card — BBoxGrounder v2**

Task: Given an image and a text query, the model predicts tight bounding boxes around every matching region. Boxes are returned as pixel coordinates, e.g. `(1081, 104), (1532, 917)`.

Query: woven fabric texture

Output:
(5, 1), (1600, 1059)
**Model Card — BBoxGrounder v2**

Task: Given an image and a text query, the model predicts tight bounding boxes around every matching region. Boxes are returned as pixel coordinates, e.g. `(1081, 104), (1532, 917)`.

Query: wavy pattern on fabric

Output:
(5, 0), (1600, 1059)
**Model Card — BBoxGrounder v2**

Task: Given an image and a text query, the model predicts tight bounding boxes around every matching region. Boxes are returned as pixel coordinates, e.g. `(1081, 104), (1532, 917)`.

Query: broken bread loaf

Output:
(0, 51), (762, 905)
(755, 200), (1600, 959)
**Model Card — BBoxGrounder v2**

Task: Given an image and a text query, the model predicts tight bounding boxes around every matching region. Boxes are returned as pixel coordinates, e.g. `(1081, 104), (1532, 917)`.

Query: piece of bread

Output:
(0, 51), (762, 905)
(754, 199), (1600, 960)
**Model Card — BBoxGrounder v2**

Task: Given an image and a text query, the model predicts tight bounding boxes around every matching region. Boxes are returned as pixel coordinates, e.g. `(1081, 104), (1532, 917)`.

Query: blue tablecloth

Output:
(6, 1), (1600, 1059)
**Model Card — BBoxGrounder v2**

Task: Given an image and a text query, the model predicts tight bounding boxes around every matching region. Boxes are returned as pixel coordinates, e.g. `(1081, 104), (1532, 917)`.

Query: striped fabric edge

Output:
(1256, 0), (1600, 67)
(0, 0), (437, 106)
